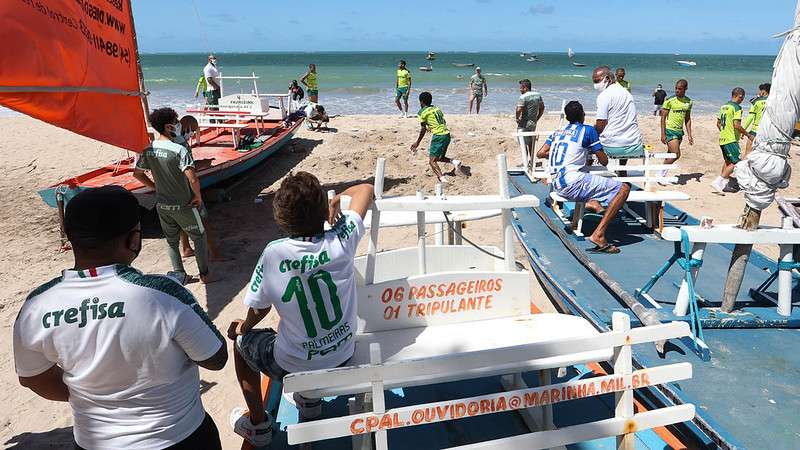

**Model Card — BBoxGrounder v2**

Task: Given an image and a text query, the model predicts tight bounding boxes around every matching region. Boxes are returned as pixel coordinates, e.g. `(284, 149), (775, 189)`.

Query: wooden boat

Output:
(38, 117), (303, 208)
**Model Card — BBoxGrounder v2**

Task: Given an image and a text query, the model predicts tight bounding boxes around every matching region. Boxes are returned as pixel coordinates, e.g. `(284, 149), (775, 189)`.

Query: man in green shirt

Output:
(712, 87), (752, 194)
(616, 67), (631, 93)
(395, 60), (412, 118)
(743, 83), (770, 157)
(133, 108), (216, 284)
(411, 92), (462, 183)
(468, 67), (488, 114)
(659, 79), (693, 181)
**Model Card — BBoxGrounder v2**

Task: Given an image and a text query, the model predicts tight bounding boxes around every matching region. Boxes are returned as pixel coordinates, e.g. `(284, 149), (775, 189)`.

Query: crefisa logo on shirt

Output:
(41, 298), (125, 329)
(278, 251), (331, 274)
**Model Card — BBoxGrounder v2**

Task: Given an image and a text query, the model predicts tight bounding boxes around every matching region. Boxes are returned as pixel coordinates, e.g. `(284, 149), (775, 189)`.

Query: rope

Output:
(442, 212), (506, 261)
(190, 0), (212, 55)
(680, 229), (705, 348)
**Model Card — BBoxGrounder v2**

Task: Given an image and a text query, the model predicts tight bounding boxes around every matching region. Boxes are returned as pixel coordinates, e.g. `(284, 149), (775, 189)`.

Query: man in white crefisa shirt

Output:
(227, 172), (374, 447)
(12, 186), (228, 450)
(592, 65), (644, 166)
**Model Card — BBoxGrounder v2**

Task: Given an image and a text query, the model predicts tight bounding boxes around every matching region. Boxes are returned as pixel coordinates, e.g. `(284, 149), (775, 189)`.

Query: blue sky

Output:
(133, 1), (795, 55)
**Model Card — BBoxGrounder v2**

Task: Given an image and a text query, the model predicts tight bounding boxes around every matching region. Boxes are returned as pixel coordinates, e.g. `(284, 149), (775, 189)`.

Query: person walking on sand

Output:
(133, 108), (219, 284)
(411, 92), (462, 184)
(468, 67), (488, 114)
(301, 64), (319, 103)
(616, 67), (631, 93)
(395, 60), (412, 117)
(592, 66), (644, 170)
(537, 101), (630, 254)
(13, 186), (228, 450)
(659, 79), (694, 181)
(652, 83), (667, 116)
(228, 174), (373, 448)
(516, 79), (545, 166)
(743, 83), (770, 157)
(712, 87), (752, 194)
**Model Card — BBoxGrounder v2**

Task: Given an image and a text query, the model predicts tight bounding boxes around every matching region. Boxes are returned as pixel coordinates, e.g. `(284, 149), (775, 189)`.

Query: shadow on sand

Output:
(5, 427), (74, 449)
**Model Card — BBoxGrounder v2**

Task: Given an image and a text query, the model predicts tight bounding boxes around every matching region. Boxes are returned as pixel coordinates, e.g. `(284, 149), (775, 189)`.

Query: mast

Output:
(126, 0), (150, 123)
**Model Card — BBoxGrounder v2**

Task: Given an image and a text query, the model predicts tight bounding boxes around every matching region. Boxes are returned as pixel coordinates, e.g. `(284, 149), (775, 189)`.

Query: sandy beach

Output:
(3, 111), (800, 449)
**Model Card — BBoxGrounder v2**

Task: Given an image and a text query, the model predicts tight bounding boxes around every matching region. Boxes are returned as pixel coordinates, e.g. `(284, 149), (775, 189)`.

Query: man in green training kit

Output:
(712, 87), (752, 194)
(659, 79), (693, 181)
(134, 108), (217, 284)
(616, 67), (631, 93)
(411, 92), (461, 184)
(743, 83), (770, 157)
(395, 60), (412, 118)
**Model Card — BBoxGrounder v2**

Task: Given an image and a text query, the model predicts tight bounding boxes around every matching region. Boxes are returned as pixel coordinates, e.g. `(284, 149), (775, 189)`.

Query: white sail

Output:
(568, 48), (575, 59)
(734, 0), (800, 210)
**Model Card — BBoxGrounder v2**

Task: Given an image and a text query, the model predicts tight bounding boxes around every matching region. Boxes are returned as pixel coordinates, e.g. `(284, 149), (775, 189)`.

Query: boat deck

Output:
(509, 171), (800, 449)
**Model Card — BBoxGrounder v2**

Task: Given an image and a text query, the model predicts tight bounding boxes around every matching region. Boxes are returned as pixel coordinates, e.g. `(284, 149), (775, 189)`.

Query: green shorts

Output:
(429, 133), (451, 158)
(720, 142), (741, 163)
(307, 89), (318, 97)
(205, 89), (220, 106)
(665, 128), (684, 142)
(396, 86), (409, 99)
(604, 142), (644, 159)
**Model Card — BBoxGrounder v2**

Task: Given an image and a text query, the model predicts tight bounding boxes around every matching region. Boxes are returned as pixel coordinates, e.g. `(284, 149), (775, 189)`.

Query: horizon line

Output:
(138, 50), (778, 57)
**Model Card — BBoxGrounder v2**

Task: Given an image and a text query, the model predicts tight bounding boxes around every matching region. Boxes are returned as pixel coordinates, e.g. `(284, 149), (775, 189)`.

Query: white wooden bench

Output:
(549, 189), (690, 234)
(662, 220), (800, 317)
(276, 156), (694, 450)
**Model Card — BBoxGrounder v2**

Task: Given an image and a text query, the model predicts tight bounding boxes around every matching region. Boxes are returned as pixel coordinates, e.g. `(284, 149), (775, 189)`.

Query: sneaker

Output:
(711, 177), (727, 194)
(230, 407), (273, 447)
(439, 176), (452, 184)
(452, 159), (462, 173)
(293, 393), (322, 420)
(399, 112), (405, 118)
(723, 178), (741, 193)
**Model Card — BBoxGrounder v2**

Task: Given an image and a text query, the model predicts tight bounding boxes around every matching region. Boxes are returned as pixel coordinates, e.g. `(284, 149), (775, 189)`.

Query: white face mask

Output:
(593, 77), (609, 92)
(210, 59), (217, 65)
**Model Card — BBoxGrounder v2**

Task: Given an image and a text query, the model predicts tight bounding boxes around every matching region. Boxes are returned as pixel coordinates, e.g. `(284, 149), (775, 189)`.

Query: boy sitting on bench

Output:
(538, 101), (631, 254)
(227, 172), (374, 446)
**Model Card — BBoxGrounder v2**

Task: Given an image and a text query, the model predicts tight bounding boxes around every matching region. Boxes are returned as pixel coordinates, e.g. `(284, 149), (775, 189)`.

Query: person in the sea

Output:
(743, 83), (770, 157)
(712, 87), (752, 194)
(227, 173), (374, 447)
(203, 54), (221, 109)
(537, 101), (631, 254)
(301, 63), (319, 103)
(468, 66), (488, 114)
(133, 107), (218, 284)
(12, 186), (228, 450)
(616, 67), (631, 93)
(652, 83), (667, 116)
(592, 65), (644, 172)
(516, 78), (545, 165)
(411, 91), (462, 184)
(395, 59), (412, 118)
(659, 79), (694, 181)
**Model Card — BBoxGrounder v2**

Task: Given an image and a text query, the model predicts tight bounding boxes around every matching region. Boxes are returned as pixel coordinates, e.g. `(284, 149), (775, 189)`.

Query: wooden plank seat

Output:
(285, 313), (613, 399)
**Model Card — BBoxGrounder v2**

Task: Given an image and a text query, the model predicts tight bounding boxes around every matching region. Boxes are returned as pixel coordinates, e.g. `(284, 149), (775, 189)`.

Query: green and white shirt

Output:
(245, 212), (365, 372)
(135, 139), (195, 208)
(744, 96), (768, 132)
(719, 101), (743, 145)
(662, 95), (693, 132)
(13, 265), (223, 449)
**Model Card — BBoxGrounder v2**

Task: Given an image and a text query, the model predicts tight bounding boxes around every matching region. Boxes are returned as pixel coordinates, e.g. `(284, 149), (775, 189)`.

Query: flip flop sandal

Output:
(588, 243), (621, 254)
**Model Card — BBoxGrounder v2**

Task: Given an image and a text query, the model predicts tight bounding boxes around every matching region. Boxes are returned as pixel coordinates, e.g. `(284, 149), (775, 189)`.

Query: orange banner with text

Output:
(0, 0), (149, 152)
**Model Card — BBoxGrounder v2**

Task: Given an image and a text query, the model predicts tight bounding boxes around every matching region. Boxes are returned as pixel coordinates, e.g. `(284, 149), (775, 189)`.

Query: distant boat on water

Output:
(452, 63), (475, 67)
(676, 60), (697, 67)
(419, 63), (433, 72)
(567, 48), (586, 67)
(526, 56), (539, 62)
(426, 51), (436, 61)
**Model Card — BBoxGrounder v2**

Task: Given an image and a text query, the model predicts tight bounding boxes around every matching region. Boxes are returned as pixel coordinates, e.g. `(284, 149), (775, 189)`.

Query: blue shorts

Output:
(236, 328), (289, 380)
(604, 143), (644, 159)
(557, 173), (622, 206)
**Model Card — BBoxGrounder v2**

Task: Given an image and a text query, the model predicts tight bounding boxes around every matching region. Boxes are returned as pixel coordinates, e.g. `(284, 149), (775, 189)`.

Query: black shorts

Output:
(75, 412), (221, 450)
(236, 328), (290, 380)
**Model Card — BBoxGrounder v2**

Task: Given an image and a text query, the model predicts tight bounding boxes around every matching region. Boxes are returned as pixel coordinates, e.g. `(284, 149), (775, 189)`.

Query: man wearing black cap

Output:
(12, 186), (227, 450)
(134, 107), (216, 284)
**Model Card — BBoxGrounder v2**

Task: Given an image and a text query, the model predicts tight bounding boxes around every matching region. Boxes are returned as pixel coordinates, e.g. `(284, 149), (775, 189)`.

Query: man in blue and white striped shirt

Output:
(537, 101), (630, 254)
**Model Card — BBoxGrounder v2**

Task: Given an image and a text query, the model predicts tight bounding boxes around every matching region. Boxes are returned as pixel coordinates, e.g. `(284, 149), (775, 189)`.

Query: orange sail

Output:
(0, 0), (149, 152)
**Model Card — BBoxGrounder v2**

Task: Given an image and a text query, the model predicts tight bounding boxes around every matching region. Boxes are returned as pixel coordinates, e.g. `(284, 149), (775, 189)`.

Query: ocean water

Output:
(3, 52), (776, 117)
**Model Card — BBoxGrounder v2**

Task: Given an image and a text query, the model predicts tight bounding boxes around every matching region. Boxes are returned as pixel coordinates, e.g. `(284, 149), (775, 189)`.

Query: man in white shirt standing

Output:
(592, 65), (644, 166)
(13, 186), (228, 450)
(228, 173), (374, 447)
(203, 54), (221, 110)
